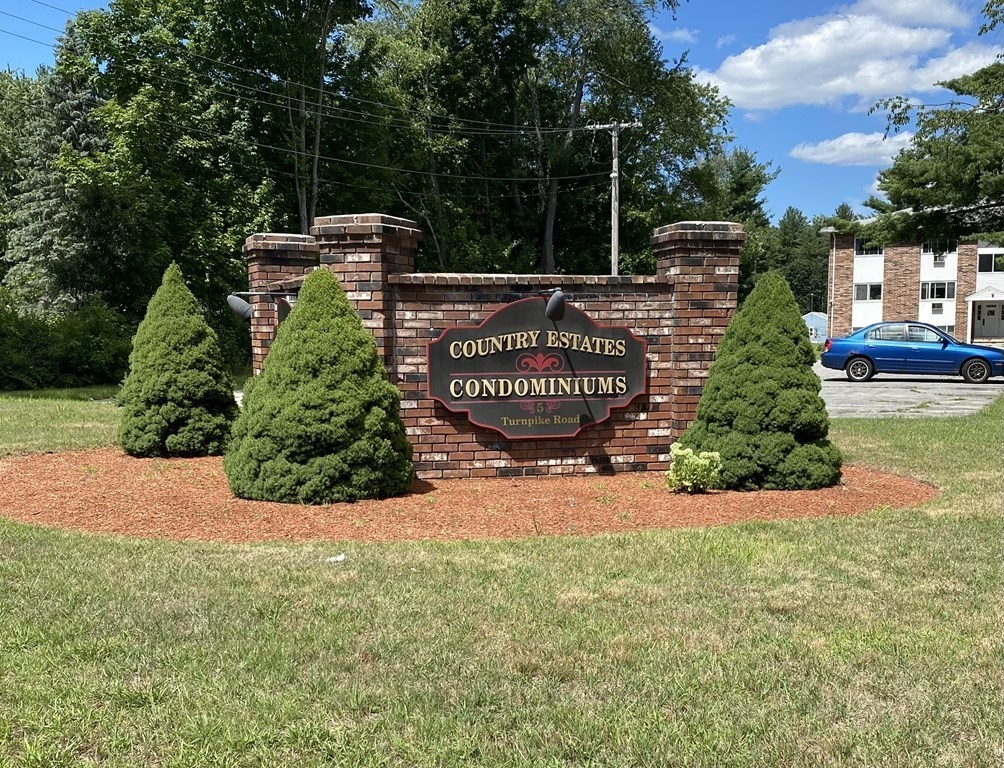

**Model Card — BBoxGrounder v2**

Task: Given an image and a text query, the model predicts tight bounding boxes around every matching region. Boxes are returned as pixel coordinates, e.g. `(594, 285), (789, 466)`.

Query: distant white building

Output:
(803, 311), (828, 342)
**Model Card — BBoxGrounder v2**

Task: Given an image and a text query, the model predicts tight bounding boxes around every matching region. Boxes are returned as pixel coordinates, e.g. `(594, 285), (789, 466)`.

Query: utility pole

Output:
(585, 120), (642, 275)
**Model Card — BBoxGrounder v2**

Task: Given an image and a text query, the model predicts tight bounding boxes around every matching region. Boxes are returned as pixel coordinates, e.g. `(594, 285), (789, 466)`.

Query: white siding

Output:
(919, 249), (957, 282)
(852, 301), (883, 329)
(853, 253), (884, 283)
(918, 300), (955, 326)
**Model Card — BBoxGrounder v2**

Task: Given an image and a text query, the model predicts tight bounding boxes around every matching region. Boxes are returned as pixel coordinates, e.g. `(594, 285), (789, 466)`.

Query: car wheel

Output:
(845, 356), (874, 382)
(961, 358), (991, 383)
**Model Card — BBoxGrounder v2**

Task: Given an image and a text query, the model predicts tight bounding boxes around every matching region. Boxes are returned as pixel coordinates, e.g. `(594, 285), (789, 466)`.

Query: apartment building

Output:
(825, 232), (1004, 342)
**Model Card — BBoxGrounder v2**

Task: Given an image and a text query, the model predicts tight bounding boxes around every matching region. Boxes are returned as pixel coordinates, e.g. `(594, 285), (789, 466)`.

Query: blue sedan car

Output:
(821, 322), (1004, 383)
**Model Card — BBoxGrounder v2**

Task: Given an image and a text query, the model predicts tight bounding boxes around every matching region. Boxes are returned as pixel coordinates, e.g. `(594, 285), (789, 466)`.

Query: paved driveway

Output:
(814, 362), (1004, 418)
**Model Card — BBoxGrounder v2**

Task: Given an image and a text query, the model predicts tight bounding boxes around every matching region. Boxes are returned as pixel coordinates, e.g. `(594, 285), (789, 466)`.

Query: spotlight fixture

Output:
(545, 288), (574, 321)
(226, 292), (296, 324)
(227, 294), (253, 322)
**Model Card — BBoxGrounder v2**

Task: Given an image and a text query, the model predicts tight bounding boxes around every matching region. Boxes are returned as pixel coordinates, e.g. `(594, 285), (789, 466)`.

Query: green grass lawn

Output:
(0, 386), (119, 457)
(0, 392), (1000, 766)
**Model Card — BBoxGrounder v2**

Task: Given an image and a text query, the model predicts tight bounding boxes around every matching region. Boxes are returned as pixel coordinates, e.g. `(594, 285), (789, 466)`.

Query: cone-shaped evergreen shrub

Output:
(224, 268), (413, 504)
(119, 263), (237, 456)
(679, 271), (841, 490)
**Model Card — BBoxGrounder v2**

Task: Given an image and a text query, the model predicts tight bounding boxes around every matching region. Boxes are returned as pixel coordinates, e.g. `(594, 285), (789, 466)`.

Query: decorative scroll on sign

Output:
(427, 297), (647, 439)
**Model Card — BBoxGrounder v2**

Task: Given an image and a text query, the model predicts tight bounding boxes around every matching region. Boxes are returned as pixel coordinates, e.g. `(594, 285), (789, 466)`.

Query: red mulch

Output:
(0, 448), (937, 544)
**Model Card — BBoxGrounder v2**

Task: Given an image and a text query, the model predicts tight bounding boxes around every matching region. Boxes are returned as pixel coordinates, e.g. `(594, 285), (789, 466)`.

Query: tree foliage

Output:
(119, 263), (237, 457)
(679, 272), (842, 491)
(853, 2), (1003, 243)
(224, 268), (413, 504)
(689, 146), (780, 298)
(2, 24), (103, 312)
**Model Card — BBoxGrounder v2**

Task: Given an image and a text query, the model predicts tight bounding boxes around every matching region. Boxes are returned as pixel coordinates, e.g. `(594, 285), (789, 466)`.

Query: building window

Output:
(931, 302), (943, 314)
(937, 325), (956, 337)
(977, 253), (1004, 272)
(920, 281), (956, 300)
(854, 283), (883, 301)
(922, 239), (958, 256)
(854, 238), (883, 256)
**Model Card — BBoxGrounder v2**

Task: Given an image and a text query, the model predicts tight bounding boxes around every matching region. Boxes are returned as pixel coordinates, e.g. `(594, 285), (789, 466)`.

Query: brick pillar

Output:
(243, 233), (319, 373)
(956, 241), (978, 338)
(829, 234), (854, 338)
(310, 214), (422, 368)
(652, 221), (743, 438)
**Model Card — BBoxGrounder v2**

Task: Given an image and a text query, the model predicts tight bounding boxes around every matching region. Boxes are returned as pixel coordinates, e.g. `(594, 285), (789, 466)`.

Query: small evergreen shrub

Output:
(679, 271), (842, 491)
(224, 268), (413, 504)
(118, 263), (237, 456)
(666, 443), (721, 494)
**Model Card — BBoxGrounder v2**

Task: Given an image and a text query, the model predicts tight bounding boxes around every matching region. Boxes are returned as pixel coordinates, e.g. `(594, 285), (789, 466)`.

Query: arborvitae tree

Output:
(119, 263), (237, 456)
(679, 271), (841, 490)
(224, 268), (413, 504)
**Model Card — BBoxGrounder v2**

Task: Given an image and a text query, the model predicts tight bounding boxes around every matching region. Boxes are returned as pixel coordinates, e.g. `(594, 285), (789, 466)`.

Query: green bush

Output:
(118, 263), (237, 457)
(0, 292), (57, 389)
(52, 298), (132, 386)
(666, 443), (721, 493)
(224, 268), (413, 504)
(679, 271), (842, 490)
(0, 289), (133, 390)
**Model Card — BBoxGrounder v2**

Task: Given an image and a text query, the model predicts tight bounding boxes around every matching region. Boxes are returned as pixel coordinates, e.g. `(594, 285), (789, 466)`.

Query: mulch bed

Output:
(0, 449), (938, 544)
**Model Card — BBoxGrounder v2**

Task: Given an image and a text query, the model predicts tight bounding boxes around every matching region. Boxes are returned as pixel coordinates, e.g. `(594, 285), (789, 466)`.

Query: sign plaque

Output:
(428, 297), (647, 439)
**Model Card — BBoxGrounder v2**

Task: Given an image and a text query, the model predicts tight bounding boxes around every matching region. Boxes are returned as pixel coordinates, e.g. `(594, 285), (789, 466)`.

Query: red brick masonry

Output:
(244, 214), (743, 479)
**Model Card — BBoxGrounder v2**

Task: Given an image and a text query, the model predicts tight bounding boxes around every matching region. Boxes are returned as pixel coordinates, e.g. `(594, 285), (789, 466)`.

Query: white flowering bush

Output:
(666, 443), (721, 494)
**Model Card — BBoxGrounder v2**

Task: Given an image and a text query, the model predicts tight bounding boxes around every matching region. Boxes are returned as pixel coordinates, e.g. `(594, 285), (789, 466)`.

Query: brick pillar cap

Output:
(652, 221), (743, 237)
(243, 233), (319, 252)
(312, 213), (420, 230)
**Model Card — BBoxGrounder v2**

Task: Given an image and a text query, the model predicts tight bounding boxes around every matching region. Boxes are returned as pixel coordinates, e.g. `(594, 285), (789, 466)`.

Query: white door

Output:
(976, 302), (1003, 339)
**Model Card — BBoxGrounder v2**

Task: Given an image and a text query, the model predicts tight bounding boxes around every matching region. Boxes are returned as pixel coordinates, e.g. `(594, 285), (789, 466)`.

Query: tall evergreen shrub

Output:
(679, 271), (841, 490)
(119, 263), (236, 456)
(224, 268), (413, 504)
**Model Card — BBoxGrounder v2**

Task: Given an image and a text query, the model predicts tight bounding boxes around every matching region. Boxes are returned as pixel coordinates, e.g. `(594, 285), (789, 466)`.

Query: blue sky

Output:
(2, 0), (1002, 222)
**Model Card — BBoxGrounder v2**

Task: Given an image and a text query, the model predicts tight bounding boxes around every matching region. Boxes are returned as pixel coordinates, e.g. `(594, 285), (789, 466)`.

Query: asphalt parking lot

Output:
(814, 361), (1004, 418)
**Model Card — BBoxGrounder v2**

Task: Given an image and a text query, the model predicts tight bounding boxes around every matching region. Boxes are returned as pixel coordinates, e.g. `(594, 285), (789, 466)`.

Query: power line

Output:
(0, 27), (51, 47)
(0, 26), (609, 184)
(143, 115), (606, 183)
(0, 10), (64, 34)
(28, 0), (594, 136)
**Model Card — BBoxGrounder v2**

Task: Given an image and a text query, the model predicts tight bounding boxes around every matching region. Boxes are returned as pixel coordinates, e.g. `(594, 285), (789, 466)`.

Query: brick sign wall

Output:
(244, 214), (742, 480)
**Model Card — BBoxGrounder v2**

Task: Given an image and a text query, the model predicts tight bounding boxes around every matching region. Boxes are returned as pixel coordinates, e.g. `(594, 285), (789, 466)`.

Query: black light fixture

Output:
(545, 288), (573, 321)
(226, 292), (296, 323)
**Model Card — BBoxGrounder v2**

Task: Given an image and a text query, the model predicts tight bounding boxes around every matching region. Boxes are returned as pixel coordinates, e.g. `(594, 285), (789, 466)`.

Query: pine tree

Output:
(224, 268), (413, 504)
(2, 23), (104, 313)
(679, 271), (842, 490)
(119, 263), (237, 457)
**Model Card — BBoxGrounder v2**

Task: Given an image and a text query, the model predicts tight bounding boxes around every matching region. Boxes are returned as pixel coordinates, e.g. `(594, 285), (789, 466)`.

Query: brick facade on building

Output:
(828, 234), (855, 338)
(243, 214), (742, 480)
(826, 235), (986, 341)
(880, 243), (921, 322)
(956, 242), (978, 334)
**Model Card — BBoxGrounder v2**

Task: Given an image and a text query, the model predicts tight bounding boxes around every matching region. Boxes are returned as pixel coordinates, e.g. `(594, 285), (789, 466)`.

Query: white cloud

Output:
(716, 34), (736, 49)
(847, 0), (970, 28)
(650, 24), (697, 44)
(790, 131), (914, 166)
(693, 7), (1001, 110)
